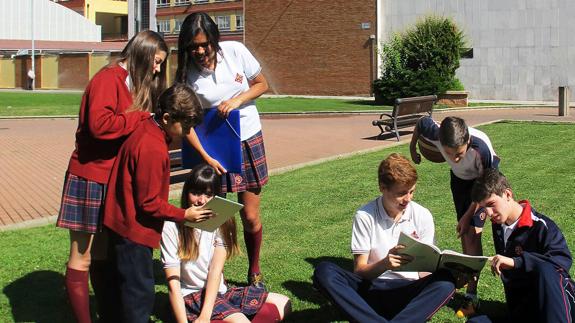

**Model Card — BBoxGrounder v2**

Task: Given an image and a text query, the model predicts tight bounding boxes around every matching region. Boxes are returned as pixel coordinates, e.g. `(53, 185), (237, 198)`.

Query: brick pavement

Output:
(1, 107), (574, 229)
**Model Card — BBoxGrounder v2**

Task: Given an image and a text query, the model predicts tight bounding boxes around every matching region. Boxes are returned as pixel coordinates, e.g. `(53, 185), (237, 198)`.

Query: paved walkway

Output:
(1, 107), (574, 230)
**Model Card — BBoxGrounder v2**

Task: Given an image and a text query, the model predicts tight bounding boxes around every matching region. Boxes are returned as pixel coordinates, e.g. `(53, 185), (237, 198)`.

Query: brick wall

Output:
(245, 0), (376, 96)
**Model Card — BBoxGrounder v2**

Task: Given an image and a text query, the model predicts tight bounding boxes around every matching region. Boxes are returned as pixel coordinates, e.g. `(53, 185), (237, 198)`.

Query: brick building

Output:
(244, 0), (377, 96)
(155, 0), (243, 47)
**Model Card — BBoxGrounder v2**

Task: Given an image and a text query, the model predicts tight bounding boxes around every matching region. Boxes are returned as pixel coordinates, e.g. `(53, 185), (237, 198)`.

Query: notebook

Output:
(182, 108), (242, 173)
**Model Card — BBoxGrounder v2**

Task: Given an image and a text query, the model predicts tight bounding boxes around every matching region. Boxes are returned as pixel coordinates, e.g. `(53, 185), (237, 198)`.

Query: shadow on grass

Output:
(276, 256), (353, 322)
(363, 130), (413, 141)
(445, 293), (509, 323)
(345, 100), (379, 107)
(3, 270), (76, 323)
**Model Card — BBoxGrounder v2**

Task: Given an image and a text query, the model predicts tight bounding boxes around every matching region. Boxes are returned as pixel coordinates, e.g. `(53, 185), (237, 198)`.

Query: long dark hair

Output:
(175, 12), (222, 83)
(117, 30), (168, 112)
(178, 164), (239, 261)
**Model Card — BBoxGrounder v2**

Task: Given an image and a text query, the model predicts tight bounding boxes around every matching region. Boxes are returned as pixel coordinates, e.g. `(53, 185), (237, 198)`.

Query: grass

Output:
(0, 91), (534, 117)
(2, 121), (575, 322)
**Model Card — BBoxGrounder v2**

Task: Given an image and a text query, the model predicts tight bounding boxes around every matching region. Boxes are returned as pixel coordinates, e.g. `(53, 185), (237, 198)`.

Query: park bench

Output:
(372, 95), (437, 141)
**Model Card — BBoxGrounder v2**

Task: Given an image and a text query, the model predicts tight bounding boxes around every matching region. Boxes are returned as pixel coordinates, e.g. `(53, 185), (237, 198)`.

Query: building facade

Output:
(50, 0), (128, 41)
(155, 0), (243, 47)
(379, 0), (575, 101)
(245, 0), (377, 96)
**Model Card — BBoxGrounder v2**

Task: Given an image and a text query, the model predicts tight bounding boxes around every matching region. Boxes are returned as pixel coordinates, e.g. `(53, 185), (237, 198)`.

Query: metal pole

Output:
(559, 86), (570, 116)
(31, 0), (35, 91)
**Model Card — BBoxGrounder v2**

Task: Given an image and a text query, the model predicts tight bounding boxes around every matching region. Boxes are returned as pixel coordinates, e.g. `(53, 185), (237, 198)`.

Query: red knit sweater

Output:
(67, 65), (149, 184)
(104, 118), (186, 248)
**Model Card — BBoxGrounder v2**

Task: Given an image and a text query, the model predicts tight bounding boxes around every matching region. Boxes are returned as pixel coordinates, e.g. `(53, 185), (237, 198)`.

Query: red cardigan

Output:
(104, 118), (186, 248)
(67, 65), (149, 184)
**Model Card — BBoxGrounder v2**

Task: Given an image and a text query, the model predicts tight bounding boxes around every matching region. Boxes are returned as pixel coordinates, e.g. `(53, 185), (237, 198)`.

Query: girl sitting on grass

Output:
(161, 164), (291, 323)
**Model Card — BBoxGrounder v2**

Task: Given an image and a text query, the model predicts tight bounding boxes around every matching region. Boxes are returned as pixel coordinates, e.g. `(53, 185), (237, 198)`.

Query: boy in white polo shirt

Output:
(313, 153), (462, 322)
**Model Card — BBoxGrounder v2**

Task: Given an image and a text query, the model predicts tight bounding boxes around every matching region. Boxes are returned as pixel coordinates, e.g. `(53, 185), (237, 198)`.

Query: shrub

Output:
(373, 16), (466, 105)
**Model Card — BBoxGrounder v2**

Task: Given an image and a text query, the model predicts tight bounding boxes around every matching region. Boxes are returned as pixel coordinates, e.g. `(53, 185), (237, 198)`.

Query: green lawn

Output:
(0, 91), (529, 117)
(2, 121), (574, 322)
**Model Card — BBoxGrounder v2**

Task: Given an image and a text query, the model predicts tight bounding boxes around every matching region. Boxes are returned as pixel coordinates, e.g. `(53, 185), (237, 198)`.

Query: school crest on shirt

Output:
(234, 73), (244, 84)
(514, 245), (523, 255)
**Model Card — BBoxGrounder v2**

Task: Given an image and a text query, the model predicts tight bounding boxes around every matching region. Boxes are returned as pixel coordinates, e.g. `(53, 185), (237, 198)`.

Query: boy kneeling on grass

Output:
(468, 168), (575, 323)
(313, 153), (469, 323)
(103, 84), (215, 322)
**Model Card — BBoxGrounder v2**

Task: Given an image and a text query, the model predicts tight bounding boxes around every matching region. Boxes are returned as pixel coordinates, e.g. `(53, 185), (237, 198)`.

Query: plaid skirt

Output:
(184, 285), (268, 321)
(56, 173), (105, 234)
(221, 131), (269, 193)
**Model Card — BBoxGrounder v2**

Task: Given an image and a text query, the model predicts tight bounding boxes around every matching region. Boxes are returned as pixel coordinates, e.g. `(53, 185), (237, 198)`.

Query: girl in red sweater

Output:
(56, 30), (168, 323)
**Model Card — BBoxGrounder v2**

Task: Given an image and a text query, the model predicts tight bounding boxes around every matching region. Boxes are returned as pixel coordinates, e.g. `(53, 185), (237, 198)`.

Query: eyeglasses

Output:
(189, 42), (210, 51)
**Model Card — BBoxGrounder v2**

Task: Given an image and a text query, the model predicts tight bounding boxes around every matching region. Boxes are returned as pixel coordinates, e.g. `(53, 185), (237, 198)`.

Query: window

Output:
(157, 20), (171, 33)
(215, 16), (230, 31)
(174, 0), (191, 5)
(235, 14), (244, 30)
(174, 19), (183, 33)
(461, 48), (474, 59)
(156, 0), (169, 7)
(193, 0), (209, 3)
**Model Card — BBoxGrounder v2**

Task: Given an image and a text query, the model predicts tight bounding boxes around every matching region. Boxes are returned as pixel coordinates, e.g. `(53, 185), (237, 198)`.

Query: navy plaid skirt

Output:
(221, 131), (269, 193)
(184, 285), (268, 321)
(56, 173), (105, 234)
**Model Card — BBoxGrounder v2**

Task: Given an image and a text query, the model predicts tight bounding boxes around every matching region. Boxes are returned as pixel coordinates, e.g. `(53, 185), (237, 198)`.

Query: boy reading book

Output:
(468, 169), (574, 322)
(313, 153), (469, 322)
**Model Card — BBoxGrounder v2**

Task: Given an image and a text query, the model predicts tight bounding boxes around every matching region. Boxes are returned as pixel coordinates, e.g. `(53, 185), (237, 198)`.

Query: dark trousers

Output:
(109, 232), (155, 323)
(313, 261), (455, 323)
(508, 260), (575, 323)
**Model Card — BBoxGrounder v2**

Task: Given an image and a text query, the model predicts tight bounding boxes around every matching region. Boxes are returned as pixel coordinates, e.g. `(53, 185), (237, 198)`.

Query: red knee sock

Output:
(251, 303), (281, 323)
(65, 267), (91, 323)
(244, 227), (263, 275)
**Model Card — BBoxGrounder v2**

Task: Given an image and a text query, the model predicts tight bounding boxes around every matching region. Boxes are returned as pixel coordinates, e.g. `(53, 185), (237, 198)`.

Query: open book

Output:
(184, 196), (243, 232)
(396, 232), (488, 274)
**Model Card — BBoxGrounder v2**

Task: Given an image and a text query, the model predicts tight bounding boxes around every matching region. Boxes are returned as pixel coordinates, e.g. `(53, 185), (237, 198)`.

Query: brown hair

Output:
(116, 30), (168, 112)
(471, 168), (511, 203)
(154, 83), (203, 135)
(378, 153), (418, 189)
(177, 164), (239, 261)
(439, 116), (469, 148)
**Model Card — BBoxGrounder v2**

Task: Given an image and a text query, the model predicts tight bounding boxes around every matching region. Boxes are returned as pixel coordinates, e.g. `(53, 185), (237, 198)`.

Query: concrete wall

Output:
(41, 55), (58, 89)
(89, 54), (111, 79)
(378, 0), (575, 101)
(0, 0), (101, 42)
(0, 58), (15, 88)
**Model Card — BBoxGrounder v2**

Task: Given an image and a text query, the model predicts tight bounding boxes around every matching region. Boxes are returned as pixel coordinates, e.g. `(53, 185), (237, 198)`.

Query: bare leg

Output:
(265, 293), (292, 320)
(223, 312), (251, 323)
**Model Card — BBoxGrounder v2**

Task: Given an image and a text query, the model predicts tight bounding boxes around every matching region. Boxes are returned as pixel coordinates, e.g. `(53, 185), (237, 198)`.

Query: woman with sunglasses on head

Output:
(176, 12), (269, 288)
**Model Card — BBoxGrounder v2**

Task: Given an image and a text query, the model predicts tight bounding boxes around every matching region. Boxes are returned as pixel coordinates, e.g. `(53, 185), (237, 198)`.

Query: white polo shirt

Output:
(161, 221), (227, 296)
(351, 197), (435, 280)
(187, 41), (263, 141)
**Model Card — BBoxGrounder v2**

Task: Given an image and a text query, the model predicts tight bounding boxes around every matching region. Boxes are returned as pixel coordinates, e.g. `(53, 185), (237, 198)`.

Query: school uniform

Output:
(104, 118), (186, 323)
(183, 41), (268, 193)
(417, 116), (500, 227)
(57, 64), (149, 233)
(161, 222), (268, 321)
(313, 198), (456, 323)
(492, 200), (575, 322)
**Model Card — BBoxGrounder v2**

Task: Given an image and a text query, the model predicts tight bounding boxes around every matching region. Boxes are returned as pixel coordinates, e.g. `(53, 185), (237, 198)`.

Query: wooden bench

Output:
(372, 95), (437, 141)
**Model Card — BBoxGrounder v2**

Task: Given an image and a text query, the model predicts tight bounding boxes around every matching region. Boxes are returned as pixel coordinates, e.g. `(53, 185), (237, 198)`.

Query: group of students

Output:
(313, 117), (575, 322)
(53, 9), (575, 323)
(56, 12), (290, 323)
